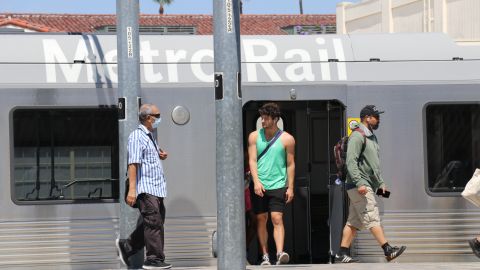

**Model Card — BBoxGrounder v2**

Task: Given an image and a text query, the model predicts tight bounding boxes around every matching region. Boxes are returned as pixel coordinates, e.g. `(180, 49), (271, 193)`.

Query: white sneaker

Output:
(276, 251), (289, 265)
(260, 254), (271, 266)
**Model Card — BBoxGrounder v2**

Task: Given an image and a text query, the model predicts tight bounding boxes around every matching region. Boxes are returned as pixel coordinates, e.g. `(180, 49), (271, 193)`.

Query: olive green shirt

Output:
(346, 123), (385, 190)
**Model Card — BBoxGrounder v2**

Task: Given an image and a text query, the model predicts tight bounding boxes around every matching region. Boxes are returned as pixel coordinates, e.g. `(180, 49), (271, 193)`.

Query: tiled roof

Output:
(0, 17), (60, 32)
(0, 13), (336, 35)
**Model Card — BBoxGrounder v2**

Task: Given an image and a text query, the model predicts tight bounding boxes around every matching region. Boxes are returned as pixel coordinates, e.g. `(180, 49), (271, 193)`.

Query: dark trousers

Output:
(125, 193), (166, 262)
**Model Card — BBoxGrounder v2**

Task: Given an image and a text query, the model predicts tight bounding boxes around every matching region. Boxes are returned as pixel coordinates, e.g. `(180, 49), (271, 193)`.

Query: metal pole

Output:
(213, 0), (245, 269)
(116, 0), (143, 268)
(299, 0), (304, 14)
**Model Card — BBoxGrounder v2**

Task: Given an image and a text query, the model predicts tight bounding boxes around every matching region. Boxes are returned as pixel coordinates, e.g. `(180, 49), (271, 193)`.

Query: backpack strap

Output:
(353, 128), (367, 160)
(257, 130), (283, 161)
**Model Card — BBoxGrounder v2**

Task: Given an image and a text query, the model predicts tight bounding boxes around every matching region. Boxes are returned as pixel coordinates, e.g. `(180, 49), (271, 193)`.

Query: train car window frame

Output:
(10, 107), (119, 205)
(423, 102), (480, 197)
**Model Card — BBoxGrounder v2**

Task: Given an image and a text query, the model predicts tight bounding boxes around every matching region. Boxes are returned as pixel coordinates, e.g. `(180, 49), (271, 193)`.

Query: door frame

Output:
(242, 99), (346, 264)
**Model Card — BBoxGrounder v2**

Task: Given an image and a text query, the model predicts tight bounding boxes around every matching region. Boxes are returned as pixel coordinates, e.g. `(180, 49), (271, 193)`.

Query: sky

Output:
(0, 0), (360, 15)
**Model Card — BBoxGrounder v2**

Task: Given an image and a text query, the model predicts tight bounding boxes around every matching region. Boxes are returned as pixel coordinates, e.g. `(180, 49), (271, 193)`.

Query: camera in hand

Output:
(376, 188), (391, 198)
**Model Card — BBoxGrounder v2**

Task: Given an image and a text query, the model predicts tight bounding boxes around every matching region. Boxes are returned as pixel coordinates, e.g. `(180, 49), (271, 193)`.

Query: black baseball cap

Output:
(360, 105), (384, 118)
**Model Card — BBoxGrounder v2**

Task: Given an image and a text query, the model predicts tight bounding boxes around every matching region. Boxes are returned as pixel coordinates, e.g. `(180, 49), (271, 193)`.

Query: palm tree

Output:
(152, 0), (173, 15)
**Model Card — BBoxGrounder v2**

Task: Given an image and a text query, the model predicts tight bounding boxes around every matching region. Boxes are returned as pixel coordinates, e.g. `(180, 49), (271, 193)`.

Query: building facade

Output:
(0, 13), (336, 35)
(337, 0), (480, 45)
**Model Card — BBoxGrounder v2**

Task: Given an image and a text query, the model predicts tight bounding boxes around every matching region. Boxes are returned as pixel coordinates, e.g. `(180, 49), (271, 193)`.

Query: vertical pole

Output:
(116, 0), (143, 268)
(299, 0), (304, 15)
(336, 2), (351, 35)
(434, 0), (447, 33)
(381, 0), (393, 33)
(213, 0), (246, 269)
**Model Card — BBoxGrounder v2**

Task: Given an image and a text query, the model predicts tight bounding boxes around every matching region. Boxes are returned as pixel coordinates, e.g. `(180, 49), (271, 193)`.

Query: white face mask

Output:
(152, 117), (162, 129)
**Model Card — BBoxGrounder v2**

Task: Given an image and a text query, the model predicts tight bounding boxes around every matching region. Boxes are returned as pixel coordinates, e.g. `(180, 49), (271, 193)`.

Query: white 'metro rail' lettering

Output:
(42, 37), (348, 83)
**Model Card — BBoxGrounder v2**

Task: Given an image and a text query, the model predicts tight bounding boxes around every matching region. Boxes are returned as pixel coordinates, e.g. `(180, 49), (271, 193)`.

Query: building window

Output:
(12, 108), (119, 203)
(0, 27), (27, 33)
(426, 104), (480, 193)
(96, 25), (196, 35)
(282, 25), (336, 35)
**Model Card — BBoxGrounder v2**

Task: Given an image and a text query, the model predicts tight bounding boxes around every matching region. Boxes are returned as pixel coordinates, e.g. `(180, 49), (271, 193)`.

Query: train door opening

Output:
(243, 100), (345, 264)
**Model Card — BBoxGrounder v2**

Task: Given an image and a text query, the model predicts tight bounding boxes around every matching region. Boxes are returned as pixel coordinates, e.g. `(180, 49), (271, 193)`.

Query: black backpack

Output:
(333, 128), (366, 181)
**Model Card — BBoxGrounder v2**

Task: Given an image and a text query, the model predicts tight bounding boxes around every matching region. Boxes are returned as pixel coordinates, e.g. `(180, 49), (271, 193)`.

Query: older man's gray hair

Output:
(138, 104), (155, 123)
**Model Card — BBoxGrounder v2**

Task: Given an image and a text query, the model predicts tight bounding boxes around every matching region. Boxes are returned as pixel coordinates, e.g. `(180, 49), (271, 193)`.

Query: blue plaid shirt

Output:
(128, 124), (167, 198)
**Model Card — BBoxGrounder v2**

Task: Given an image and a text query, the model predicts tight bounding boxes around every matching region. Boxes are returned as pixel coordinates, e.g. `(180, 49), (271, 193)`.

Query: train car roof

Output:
(0, 32), (478, 85)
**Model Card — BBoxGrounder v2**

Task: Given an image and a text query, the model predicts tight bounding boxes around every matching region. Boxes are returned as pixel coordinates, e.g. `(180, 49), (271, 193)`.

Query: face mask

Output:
(152, 117), (162, 129)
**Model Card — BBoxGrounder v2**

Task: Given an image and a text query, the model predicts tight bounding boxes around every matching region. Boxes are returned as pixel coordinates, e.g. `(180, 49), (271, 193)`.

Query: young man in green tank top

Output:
(248, 103), (295, 265)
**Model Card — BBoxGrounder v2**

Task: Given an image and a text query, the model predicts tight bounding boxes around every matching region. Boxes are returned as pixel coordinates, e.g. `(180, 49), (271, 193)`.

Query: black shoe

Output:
(468, 238), (480, 258)
(142, 260), (172, 269)
(385, 245), (406, 262)
(115, 239), (130, 266)
(334, 254), (359, 263)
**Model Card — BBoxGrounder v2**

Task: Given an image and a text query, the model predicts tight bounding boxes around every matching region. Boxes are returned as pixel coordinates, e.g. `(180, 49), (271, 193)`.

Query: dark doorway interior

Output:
(243, 100), (345, 264)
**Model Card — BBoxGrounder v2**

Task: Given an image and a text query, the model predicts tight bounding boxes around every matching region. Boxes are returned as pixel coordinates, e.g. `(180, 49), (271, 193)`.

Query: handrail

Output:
(58, 178), (118, 199)
(88, 187), (103, 199)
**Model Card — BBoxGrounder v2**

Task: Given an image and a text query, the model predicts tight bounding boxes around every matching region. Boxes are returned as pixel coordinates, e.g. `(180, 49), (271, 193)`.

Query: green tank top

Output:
(256, 128), (287, 190)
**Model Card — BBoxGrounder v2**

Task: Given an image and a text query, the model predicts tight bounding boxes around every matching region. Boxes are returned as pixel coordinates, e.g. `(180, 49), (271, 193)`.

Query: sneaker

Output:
(334, 253), (359, 263)
(468, 238), (480, 258)
(142, 260), (172, 269)
(276, 252), (289, 265)
(260, 254), (271, 266)
(385, 245), (406, 262)
(115, 239), (130, 266)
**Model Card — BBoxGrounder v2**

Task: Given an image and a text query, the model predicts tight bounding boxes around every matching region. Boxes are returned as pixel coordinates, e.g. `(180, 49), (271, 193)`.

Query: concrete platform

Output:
(19, 262), (480, 270)
(170, 263), (480, 270)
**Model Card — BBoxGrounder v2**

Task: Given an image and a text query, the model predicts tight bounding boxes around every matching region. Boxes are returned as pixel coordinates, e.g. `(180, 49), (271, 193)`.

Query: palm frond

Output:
(152, 0), (173, 4)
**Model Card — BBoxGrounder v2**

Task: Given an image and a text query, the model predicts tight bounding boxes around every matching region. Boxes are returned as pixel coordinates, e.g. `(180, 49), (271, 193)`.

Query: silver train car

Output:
(0, 32), (479, 268)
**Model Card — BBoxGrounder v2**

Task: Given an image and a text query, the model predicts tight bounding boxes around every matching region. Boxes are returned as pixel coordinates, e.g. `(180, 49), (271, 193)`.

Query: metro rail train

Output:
(0, 32), (479, 268)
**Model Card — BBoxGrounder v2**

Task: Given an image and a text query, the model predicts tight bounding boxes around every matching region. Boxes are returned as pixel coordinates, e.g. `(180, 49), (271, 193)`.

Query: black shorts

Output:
(252, 187), (287, 214)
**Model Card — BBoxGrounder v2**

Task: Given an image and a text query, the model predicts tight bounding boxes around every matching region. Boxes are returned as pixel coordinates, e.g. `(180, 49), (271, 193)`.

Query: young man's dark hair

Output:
(259, 102), (282, 119)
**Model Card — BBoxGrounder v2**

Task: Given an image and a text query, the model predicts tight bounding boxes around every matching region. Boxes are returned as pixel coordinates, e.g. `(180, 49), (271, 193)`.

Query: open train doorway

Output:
(243, 100), (345, 264)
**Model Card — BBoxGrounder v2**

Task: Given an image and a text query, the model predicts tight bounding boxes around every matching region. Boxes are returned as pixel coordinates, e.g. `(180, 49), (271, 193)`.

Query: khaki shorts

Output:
(346, 186), (381, 230)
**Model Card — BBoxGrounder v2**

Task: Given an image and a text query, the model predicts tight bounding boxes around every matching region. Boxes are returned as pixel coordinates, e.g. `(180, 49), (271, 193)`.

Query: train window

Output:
(12, 108), (119, 203)
(426, 104), (480, 193)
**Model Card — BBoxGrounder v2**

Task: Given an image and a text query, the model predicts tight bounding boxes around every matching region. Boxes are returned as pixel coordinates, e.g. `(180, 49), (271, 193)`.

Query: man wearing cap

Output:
(334, 105), (406, 263)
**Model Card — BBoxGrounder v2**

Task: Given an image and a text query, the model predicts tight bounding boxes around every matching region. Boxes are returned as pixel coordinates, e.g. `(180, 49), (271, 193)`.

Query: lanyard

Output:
(147, 132), (161, 159)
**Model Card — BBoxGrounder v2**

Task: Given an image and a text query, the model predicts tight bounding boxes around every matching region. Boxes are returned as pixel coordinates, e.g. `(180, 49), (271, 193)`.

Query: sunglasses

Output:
(149, 113), (161, 118)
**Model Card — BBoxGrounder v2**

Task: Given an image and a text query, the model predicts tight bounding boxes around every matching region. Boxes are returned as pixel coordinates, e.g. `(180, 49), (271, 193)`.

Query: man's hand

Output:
(126, 189), (136, 207)
(285, 187), (294, 203)
(378, 185), (388, 195)
(159, 150), (168, 160)
(357, 185), (368, 196)
(254, 182), (265, 197)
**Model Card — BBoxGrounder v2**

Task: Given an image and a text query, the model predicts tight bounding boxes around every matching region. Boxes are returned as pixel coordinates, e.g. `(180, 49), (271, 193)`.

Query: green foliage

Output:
(152, 0), (173, 14)
(152, 0), (173, 5)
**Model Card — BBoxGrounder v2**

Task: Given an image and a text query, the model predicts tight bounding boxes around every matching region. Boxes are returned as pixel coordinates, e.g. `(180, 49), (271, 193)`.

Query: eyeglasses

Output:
(149, 113), (161, 118)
